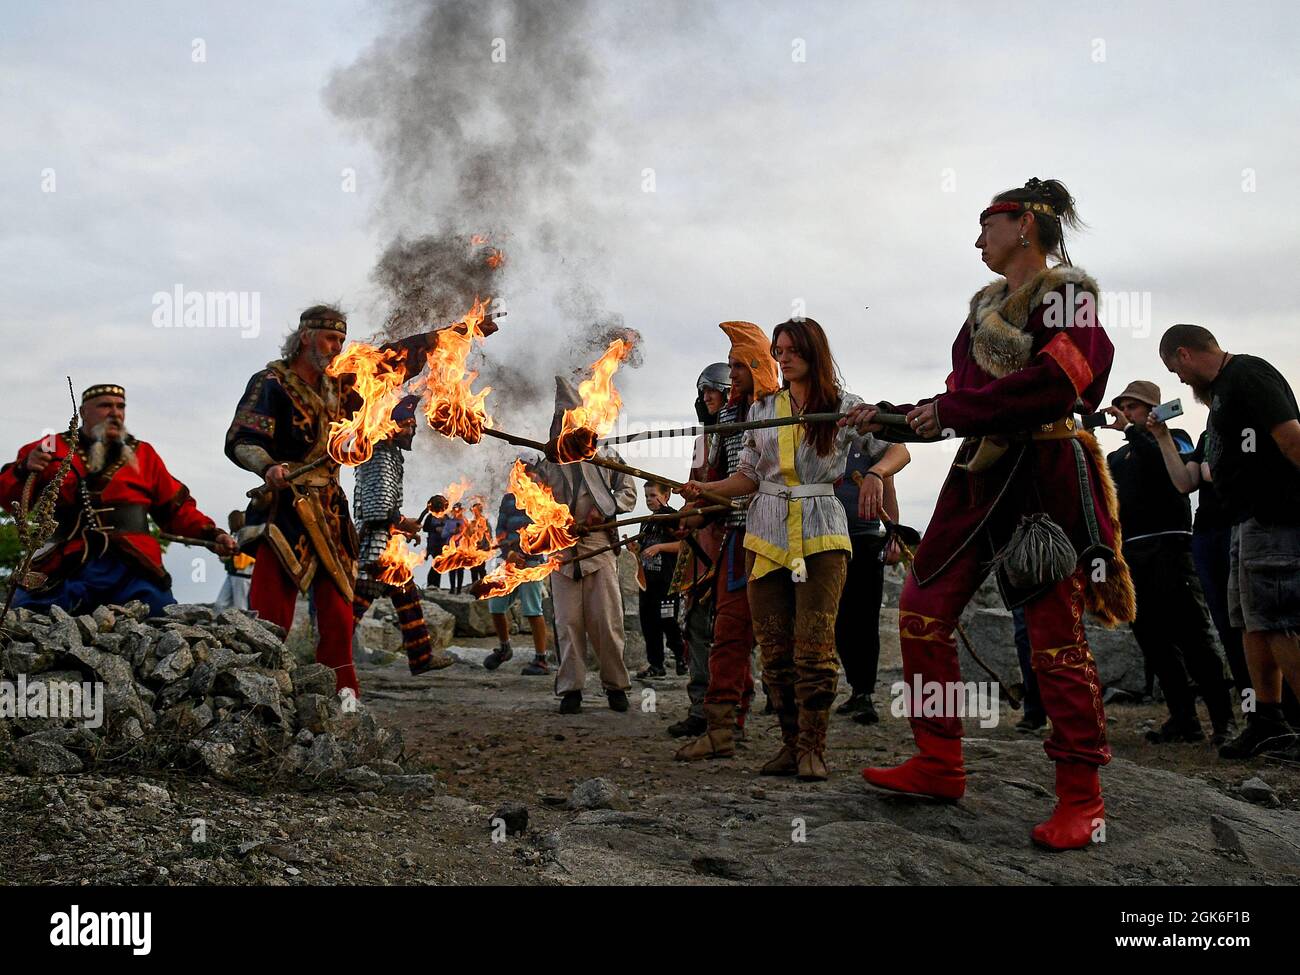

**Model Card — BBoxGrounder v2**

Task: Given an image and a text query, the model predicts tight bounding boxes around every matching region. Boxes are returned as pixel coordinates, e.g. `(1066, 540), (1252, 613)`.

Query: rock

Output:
(291, 664), (336, 698)
(160, 701), (213, 737)
(217, 608), (284, 657)
(567, 777), (629, 812)
(46, 605), (83, 649)
(163, 603), (215, 624)
(13, 735), (84, 774)
(302, 733), (348, 778)
(341, 766), (385, 791)
(1239, 777), (1280, 807)
(382, 774), (439, 794)
(92, 632), (126, 655)
(187, 740), (237, 780)
(420, 599), (456, 650)
(1210, 815), (1250, 858)
(492, 802), (529, 835)
(421, 589), (496, 637)
(118, 600), (151, 622)
(293, 693), (341, 735)
(91, 605), (117, 632)
(214, 668), (284, 722)
(2, 642), (55, 675)
(118, 781), (172, 805)
(151, 645), (194, 684)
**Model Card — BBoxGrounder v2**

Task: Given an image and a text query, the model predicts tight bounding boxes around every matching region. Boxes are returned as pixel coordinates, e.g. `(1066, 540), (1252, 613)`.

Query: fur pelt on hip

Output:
(1077, 430), (1136, 627)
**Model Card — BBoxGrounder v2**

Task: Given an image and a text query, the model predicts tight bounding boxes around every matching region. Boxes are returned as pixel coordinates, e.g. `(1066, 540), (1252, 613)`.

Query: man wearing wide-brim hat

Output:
(1103, 379), (1235, 745)
(0, 383), (237, 615)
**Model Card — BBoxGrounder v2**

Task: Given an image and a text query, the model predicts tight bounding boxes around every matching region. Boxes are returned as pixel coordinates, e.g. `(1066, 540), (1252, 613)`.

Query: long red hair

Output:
(771, 318), (842, 456)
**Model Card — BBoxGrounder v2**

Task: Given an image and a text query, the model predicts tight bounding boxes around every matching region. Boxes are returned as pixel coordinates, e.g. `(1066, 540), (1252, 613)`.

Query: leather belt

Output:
(1029, 417), (1079, 441)
(758, 480), (834, 500)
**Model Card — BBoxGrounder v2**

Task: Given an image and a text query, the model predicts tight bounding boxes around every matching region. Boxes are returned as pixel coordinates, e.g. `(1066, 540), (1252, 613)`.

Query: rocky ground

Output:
(4, 603), (1298, 886)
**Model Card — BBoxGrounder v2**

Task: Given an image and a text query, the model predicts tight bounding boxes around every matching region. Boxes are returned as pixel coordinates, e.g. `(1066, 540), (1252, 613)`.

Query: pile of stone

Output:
(0, 602), (405, 785)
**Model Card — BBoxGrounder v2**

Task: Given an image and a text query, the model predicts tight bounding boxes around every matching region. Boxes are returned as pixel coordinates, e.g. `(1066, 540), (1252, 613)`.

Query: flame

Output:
(470, 234), (488, 246)
(443, 477), (472, 506)
(485, 248), (505, 268)
(324, 343), (408, 466)
(475, 554), (564, 600)
(507, 459), (577, 554)
(553, 338), (633, 463)
(431, 504), (494, 572)
(419, 297), (494, 444)
(376, 529), (426, 588)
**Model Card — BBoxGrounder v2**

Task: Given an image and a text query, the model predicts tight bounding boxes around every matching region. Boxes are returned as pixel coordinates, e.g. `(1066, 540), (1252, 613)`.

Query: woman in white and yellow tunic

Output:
(682, 318), (907, 780)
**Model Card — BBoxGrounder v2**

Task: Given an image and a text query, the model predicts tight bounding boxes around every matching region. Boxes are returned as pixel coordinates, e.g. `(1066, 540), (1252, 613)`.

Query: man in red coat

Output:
(0, 384), (237, 616)
(846, 178), (1135, 851)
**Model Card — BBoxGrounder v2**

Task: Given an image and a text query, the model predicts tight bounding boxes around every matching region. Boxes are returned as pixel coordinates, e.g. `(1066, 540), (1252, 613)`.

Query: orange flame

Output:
(470, 234), (489, 246)
(475, 555), (564, 600)
(419, 297), (493, 444)
(553, 338), (633, 463)
(507, 459), (576, 554)
(324, 343), (408, 466)
(485, 248), (505, 268)
(376, 529), (426, 587)
(431, 504), (494, 572)
(443, 477), (472, 506)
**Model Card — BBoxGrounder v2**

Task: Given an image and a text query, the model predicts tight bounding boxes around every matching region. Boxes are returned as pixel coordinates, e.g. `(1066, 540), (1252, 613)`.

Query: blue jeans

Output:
(15, 554), (176, 617)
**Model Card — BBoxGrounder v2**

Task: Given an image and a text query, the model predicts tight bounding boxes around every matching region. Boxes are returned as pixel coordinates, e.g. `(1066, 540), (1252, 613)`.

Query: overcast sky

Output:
(3, 0), (1297, 601)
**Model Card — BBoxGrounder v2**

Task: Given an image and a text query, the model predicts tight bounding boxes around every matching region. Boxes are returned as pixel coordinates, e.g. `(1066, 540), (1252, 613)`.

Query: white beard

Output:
(85, 422), (135, 473)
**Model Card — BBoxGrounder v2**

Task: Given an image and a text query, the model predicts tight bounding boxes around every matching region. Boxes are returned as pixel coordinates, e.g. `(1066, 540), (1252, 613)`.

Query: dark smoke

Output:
(326, 0), (641, 495)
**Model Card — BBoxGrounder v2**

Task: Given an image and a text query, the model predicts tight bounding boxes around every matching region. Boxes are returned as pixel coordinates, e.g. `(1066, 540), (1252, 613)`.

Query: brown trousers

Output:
(748, 551), (848, 713)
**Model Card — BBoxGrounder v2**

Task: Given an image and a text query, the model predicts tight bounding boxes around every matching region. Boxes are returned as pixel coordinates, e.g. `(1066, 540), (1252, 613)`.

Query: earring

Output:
(1019, 235), (1029, 248)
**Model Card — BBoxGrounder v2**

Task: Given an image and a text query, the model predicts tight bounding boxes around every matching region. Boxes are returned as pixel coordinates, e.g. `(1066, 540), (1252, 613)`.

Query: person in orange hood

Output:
(675, 321), (780, 762)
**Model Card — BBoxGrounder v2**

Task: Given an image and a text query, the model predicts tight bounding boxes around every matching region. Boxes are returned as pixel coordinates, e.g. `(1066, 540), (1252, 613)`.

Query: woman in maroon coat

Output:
(846, 178), (1135, 851)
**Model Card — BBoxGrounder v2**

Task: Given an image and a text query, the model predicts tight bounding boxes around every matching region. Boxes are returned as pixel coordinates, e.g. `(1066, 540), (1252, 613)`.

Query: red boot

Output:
(862, 726), (965, 800)
(1031, 762), (1105, 851)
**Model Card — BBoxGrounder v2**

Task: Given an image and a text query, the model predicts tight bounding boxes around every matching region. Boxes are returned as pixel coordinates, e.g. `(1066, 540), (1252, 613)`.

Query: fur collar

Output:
(967, 265), (1099, 378)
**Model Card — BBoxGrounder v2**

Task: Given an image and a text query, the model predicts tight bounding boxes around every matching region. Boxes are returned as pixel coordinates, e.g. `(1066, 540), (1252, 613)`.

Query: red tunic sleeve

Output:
(934, 287), (1113, 437)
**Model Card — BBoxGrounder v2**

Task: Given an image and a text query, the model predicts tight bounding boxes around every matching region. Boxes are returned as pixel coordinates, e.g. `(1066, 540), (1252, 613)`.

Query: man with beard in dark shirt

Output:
(1161, 324), (1300, 759)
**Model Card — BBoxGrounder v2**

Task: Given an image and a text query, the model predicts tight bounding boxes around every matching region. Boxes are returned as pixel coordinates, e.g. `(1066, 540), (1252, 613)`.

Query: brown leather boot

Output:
(796, 707), (830, 781)
(675, 702), (736, 761)
(760, 691), (800, 776)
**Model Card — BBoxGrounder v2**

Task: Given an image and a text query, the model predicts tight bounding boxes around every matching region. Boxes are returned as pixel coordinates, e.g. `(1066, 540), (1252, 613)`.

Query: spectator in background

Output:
(1012, 607), (1048, 732)
(444, 502), (466, 595)
(667, 364), (730, 739)
(470, 499), (490, 590)
(483, 463), (551, 676)
(1104, 379), (1234, 745)
(832, 437), (910, 725)
(1161, 325), (1300, 759)
(420, 494), (448, 590)
(633, 481), (687, 679)
(214, 510), (254, 612)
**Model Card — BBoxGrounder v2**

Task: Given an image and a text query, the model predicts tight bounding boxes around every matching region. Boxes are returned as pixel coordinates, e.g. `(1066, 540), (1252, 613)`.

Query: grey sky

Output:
(3, 1), (1297, 601)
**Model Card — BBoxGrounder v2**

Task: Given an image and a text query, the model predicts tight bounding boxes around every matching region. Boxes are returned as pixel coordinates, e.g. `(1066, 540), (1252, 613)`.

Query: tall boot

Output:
(674, 702), (736, 761)
(861, 609), (966, 800)
(760, 693), (799, 776)
(1031, 761), (1105, 851)
(796, 706), (830, 782)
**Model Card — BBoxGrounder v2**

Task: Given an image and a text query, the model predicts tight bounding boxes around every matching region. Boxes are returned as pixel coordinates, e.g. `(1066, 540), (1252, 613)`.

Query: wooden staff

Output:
(244, 455), (334, 500)
(481, 426), (736, 509)
(597, 411), (911, 446)
(575, 504), (729, 536)
(158, 532), (222, 553)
